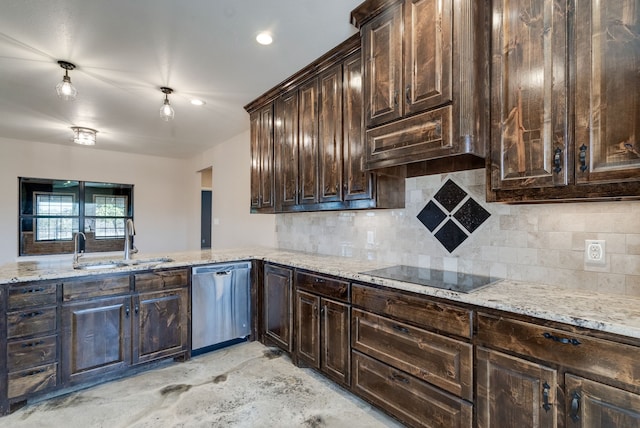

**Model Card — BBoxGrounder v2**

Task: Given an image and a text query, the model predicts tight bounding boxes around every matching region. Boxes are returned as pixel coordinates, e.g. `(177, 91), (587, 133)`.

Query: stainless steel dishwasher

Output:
(191, 261), (251, 354)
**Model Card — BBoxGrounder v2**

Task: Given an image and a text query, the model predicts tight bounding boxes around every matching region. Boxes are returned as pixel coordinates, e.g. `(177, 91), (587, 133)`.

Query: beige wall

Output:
(0, 137), (199, 264)
(190, 130), (276, 249)
(276, 169), (640, 297)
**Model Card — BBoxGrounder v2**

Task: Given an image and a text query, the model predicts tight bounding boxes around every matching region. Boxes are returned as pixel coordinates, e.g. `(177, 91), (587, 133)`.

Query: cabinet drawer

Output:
(477, 313), (640, 391)
(8, 363), (57, 399)
(352, 351), (472, 428)
(9, 282), (58, 310)
(63, 274), (130, 301)
(352, 283), (472, 339)
(352, 309), (472, 400)
(8, 335), (58, 371)
(295, 271), (349, 302)
(365, 106), (453, 170)
(134, 269), (188, 293)
(7, 307), (57, 339)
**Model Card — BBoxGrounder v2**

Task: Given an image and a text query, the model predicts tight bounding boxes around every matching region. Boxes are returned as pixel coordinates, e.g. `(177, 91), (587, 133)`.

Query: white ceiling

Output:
(0, 0), (361, 159)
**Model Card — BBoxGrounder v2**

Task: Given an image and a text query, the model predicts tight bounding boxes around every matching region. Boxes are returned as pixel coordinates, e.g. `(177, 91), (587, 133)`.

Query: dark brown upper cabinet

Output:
(488, 0), (640, 202)
(361, 0), (451, 128)
(275, 90), (299, 210)
(352, 0), (488, 173)
(245, 35), (405, 213)
(249, 103), (275, 212)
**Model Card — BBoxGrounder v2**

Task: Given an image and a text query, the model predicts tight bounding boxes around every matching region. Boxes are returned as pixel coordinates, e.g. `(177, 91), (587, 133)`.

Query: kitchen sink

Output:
(74, 261), (128, 270)
(73, 257), (174, 270)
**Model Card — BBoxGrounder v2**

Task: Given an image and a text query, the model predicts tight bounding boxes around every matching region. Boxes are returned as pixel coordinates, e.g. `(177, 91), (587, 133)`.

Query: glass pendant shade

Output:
(160, 99), (175, 121)
(71, 127), (97, 145)
(56, 61), (77, 101)
(159, 87), (175, 121)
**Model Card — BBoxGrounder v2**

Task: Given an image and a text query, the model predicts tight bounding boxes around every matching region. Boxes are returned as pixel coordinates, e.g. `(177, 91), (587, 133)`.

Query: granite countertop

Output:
(1, 247), (639, 341)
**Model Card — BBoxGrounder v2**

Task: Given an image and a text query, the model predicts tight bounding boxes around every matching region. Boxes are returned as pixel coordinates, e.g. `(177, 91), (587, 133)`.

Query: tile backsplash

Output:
(276, 169), (640, 297)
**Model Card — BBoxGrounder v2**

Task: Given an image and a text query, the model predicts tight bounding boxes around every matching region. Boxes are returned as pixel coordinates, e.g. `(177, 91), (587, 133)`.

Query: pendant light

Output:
(56, 60), (78, 101)
(159, 87), (175, 121)
(71, 127), (97, 145)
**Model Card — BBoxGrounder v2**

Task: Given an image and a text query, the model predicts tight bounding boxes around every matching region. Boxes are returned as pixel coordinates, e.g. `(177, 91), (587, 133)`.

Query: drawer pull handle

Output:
(22, 287), (46, 294)
(27, 368), (47, 376)
(543, 332), (581, 346)
(313, 278), (325, 283)
(553, 148), (562, 173)
(579, 144), (588, 172)
(20, 311), (43, 318)
(392, 325), (410, 334)
(390, 373), (409, 384)
(570, 391), (581, 422)
(21, 341), (45, 348)
(542, 382), (551, 412)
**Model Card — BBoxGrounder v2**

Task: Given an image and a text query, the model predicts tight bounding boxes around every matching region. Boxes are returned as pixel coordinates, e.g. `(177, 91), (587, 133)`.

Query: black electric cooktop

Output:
(360, 265), (498, 293)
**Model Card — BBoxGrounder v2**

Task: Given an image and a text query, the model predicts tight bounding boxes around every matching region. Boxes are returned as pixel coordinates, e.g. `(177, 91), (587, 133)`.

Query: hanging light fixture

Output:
(71, 127), (97, 145)
(55, 60), (78, 101)
(159, 87), (175, 121)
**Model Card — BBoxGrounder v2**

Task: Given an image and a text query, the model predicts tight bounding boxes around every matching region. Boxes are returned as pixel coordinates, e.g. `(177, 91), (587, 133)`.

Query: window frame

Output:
(18, 178), (134, 256)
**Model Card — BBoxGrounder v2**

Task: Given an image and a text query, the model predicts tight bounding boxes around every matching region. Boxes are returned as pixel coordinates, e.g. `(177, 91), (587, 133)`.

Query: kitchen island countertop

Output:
(1, 247), (638, 341)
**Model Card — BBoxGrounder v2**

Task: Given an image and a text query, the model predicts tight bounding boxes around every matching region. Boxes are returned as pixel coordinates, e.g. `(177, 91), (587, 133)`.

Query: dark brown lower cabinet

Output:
(295, 290), (350, 386)
(352, 351), (473, 428)
(61, 296), (132, 385)
(263, 264), (293, 352)
(133, 289), (189, 364)
(476, 346), (558, 428)
(565, 374), (640, 428)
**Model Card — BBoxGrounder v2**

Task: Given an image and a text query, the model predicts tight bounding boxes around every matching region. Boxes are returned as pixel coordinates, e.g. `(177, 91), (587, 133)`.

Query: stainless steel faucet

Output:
(124, 219), (138, 260)
(73, 232), (87, 264)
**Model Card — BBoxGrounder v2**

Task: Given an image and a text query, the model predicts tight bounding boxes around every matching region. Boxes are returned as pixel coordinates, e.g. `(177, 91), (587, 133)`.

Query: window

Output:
(34, 192), (75, 241)
(19, 178), (134, 256)
(93, 195), (128, 238)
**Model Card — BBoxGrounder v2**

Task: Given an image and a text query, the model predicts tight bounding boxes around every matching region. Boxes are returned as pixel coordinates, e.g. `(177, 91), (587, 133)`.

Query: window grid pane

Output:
(34, 193), (75, 241)
(94, 195), (128, 238)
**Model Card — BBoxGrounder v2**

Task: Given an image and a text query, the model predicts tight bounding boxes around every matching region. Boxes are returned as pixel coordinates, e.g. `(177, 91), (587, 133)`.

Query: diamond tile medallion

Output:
(417, 179), (491, 253)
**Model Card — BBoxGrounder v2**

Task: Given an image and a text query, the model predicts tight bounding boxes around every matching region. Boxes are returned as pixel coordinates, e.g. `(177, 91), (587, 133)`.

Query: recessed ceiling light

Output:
(190, 99), (206, 106)
(256, 32), (273, 45)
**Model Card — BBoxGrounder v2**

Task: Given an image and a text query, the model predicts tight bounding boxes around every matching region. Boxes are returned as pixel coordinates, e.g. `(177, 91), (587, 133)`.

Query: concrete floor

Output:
(1, 342), (403, 428)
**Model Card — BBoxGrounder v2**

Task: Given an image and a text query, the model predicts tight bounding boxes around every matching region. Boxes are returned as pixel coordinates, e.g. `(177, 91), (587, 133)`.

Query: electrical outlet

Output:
(585, 240), (606, 266)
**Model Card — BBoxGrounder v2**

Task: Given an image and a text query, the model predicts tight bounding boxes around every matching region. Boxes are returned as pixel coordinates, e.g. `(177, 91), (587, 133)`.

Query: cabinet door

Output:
(276, 90), (299, 209)
(477, 347), (558, 428)
(249, 104), (275, 211)
(574, 0), (640, 185)
(404, 0), (452, 115)
(263, 264), (293, 352)
(566, 374), (640, 427)
(343, 50), (373, 202)
(133, 289), (188, 364)
(318, 64), (343, 203)
(295, 290), (320, 369)
(298, 78), (319, 205)
(490, 0), (568, 191)
(61, 296), (131, 385)
(362, 3), (403, 127)
(321, 298), (350, 386)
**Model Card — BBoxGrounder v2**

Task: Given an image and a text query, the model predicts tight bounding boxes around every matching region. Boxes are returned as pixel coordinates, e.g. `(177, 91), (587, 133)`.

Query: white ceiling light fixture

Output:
(55, 60), (78, 101)
(71, 126), (97, 146)
(159, 87), (175, 121)
(256, 32), (273, 45)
